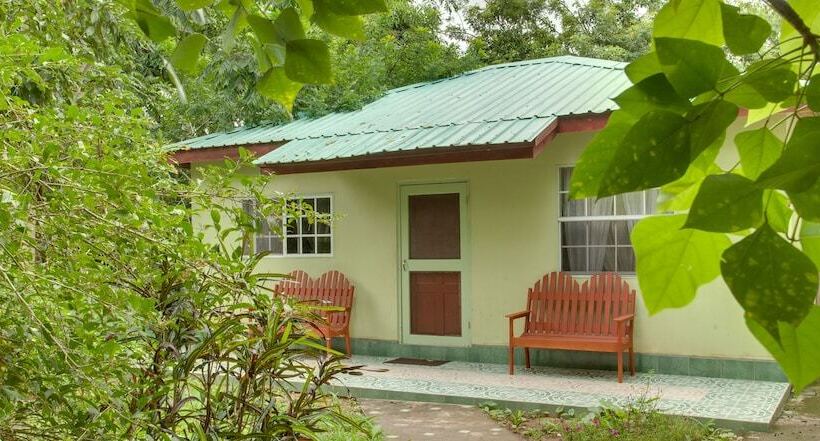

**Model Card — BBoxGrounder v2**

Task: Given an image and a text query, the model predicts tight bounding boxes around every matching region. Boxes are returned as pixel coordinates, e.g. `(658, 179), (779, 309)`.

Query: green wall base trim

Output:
(315, 383), (773, 433)
(330, 338), (787, 382)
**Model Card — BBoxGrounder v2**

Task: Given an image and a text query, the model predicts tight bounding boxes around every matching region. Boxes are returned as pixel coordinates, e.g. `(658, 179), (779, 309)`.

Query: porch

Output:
(325, 355), (790, 432)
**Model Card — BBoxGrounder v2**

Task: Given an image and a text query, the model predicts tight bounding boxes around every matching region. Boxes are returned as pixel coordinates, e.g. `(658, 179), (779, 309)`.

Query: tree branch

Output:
(765, 0), (819, 59)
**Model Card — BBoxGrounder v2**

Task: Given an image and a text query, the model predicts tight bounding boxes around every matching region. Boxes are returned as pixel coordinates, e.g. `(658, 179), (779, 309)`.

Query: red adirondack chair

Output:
(273, 270), (355, 355)
(505, 272), (636, 382)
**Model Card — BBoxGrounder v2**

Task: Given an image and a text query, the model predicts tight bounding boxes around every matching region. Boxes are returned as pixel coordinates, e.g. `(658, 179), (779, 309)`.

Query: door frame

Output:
(398, 182), (471, 347)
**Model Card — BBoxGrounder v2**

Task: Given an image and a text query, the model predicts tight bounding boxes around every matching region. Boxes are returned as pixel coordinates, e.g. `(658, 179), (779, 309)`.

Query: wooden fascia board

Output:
(168, 143), (282, 164)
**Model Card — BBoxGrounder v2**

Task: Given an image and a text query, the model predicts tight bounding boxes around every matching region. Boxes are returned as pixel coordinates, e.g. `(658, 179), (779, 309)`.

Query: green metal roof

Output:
(171, 56), (630, 165)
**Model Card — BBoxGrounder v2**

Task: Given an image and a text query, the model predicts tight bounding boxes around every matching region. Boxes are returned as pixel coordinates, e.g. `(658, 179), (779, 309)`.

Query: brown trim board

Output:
(169, 142), (283, 164)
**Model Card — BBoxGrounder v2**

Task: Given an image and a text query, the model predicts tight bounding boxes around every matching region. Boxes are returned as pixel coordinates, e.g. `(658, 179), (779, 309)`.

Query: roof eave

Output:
(259, 112), (611, 175)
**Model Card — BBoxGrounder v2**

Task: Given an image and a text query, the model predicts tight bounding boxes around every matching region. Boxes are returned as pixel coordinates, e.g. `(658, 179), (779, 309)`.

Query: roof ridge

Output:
(386, 55), (627, 95)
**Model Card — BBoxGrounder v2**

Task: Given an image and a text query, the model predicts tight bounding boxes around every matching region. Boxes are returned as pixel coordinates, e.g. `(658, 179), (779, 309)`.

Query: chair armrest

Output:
(613, 314), (634, 323)
(505, 311), (529, 320)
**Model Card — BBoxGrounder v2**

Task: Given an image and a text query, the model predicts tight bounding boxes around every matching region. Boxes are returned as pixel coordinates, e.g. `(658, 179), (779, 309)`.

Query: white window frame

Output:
(557, 166), (656, 274)
(245, 194), (334, 258)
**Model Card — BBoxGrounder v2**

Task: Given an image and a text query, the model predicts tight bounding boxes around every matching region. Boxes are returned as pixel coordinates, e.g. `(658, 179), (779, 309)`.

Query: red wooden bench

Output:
(273, 270), (355, 355)
(505, 272), (636, 382)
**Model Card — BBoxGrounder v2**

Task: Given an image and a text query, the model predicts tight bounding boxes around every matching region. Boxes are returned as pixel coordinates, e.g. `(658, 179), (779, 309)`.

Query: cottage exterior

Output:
(174, 56), (785, 381)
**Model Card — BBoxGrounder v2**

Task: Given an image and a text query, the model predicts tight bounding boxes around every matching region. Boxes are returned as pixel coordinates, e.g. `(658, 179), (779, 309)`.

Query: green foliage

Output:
(0, 1), (369, 438)
(631, 215), (730, 313)
(485, 396), (735, 441)
(452, 0), (662, 64)
(570, 0), (820, 391)
(157, 0), (479, 141)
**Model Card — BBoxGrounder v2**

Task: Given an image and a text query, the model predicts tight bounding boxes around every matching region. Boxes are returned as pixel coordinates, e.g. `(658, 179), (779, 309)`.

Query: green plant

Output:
(570, 0), (820, 392)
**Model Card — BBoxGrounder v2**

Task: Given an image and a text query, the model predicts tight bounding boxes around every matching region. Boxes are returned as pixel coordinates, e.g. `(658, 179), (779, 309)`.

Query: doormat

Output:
(384, 357), (449, 367)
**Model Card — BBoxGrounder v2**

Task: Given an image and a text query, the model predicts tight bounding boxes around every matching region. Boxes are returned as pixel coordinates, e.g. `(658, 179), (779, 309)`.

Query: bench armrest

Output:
(505, 310), (529, 320)
(613, 314), (634, 323)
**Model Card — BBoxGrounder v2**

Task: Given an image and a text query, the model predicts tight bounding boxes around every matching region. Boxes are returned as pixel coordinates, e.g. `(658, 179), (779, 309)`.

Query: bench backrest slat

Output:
(273, 270), (355, 327)
(525, 272), (634, 337)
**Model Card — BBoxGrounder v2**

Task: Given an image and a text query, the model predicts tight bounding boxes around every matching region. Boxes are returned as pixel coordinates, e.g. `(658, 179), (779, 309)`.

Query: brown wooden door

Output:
(400, 183), (469, 345)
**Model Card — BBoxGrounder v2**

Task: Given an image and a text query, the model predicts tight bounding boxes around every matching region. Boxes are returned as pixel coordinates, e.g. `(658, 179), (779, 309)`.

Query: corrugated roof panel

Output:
(170, 55), (630, 164)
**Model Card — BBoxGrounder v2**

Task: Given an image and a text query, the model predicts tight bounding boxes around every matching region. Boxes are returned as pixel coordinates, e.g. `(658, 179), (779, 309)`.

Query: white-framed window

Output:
(242, 195), (333, 256)
(558, 167), (657, 273)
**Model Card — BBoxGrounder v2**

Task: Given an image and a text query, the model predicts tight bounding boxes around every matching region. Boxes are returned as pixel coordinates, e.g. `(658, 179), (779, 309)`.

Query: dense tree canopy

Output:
(449, 0), (662, 64)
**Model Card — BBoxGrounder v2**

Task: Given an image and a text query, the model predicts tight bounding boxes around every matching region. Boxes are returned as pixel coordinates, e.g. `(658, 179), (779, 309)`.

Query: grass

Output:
(315, 398), (383, 441)
(480, 396), (739, 441)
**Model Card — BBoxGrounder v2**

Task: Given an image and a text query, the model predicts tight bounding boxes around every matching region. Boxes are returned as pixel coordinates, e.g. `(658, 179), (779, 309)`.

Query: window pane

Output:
(561, 222), (587, 246)
(301, 237), (315, 254)
(560, 168), (573, 192)
(562, 247), (587, 272)
(589, 247), (616, 272)
(270, 237), (283, 255)
(316, 197), (331, 214)
(317, 236), (331, 254)
(286, 217), (299, 235)
(286, 237), (299, 254)
(616, 191), (644, 215)
(561, 193), (585, 217)
(618, 247), (636, 272)
(317, 216), (331, 234)
(589, 196), (615, 216)
(301, 217), (315, 234)
(255, 236), (268, 253)
(588, 221), (615, 246)
(645, 188), (659, 214)
(614, 221), (633, 246)
(303, 197), (315, 209)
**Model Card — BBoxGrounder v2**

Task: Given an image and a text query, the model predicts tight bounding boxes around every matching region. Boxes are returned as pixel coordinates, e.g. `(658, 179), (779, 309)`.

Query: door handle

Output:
(402, 260), (407, 271)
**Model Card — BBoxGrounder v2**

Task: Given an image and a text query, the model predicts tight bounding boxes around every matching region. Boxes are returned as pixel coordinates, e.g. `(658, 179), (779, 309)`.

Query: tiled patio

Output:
(327, 355), (791, 432)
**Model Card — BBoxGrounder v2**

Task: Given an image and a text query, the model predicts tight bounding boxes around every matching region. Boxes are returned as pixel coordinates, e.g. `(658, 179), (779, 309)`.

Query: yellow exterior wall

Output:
(192, 127), (772, 360)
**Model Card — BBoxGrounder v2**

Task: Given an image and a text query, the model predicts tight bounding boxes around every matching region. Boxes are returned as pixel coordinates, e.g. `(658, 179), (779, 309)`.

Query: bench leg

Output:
(325, 337), (333, 353)
(508, 344), (515, 375)
(344, 333), (352, 357)
(524, 348), (531, 369)
(629, 346), (635, 376)
(617, 351), (624, 383)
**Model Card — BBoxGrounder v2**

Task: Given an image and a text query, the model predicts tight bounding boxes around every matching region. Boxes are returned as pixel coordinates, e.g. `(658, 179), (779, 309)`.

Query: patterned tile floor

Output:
(329, 356), (790, 431)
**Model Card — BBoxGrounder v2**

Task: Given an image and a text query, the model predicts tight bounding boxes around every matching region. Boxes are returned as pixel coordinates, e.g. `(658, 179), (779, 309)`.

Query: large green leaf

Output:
(805, 75), (820, 111)
(789, 179), (820, 222)
(598, 110), (691, 196)
(612, 74), (691, 117)
(757, 117), (820, 192)
(685, 174), (763, 232)
(654, 38), (727, 98)
(247, 14), (282, 45)
(132, 0), (176, 43)
(747, 308), (820, 393)
(743, 60), (797, 103)
(653, 0), (723, 46)
(765, 190), (793, 234)
(801, 221), (820, 268)
(686, 99), (737, 157)
(658, 141), (722, 211)
(632, 214), (730, 313)
(568, 111), (636, 199)
(324, 0), (388, 15)
(721, 224), (819, 336)
(724, 83), (768, 110)
(175, 0), (213, 11)
(170, 33), (207, 75)
(313, 0), (365, 40)
(735, 127), (782, 180)
(719, 3), (771, 55)
(625, 52), (662, 83)
(284, 39), (331, 84)
(256, 67), (303, 110)
(274, 7), (306, 41)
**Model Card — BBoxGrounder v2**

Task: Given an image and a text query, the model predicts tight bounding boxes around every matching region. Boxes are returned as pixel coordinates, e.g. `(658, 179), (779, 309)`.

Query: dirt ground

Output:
(743, 385), (820, 440)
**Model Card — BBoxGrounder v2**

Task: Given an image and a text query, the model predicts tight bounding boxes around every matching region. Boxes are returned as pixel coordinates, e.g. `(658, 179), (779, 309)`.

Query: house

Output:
(172, 56), (785, 381)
